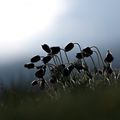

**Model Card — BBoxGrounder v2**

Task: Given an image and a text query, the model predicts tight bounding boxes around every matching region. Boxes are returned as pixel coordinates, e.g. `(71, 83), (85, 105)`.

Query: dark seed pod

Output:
(35, 69), (44, 78)
(31, 80), (38, 86)
(104, 50), (114, 63)
(63, 68), (70, 77)
(31, 55), (40, 63)
(64, 43), (74, 52)
(51, 47), (60, 55)
(42, 55), (52, 64)
(41, 44), (51, 53)
(83, 47), (93, 57)
(76, 53), (85, 59)
(24, 63), (34, 69)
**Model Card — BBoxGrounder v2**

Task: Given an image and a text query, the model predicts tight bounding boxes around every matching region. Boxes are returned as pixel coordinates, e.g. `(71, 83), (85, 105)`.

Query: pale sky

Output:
(0, 0), (120, 64)
(0, 0), (66, 62)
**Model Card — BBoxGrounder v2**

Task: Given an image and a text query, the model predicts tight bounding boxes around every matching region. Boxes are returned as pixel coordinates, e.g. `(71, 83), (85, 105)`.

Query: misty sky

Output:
(0, 0), (120, 65)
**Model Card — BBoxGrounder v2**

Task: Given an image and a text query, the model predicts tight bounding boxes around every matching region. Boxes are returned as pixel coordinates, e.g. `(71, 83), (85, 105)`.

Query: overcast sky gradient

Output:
(0, 0), (120, 65)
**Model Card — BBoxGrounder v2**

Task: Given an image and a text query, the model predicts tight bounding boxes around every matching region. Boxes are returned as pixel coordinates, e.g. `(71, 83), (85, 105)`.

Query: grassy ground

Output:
(0, 81), (120, 120)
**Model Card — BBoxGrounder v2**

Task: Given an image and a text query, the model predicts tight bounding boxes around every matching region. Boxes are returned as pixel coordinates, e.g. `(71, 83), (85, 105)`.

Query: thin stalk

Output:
(59, 51), (64, 64)
(53, 56), (59, 65)
(89, 56), (97, 71)
(61, 49), (70, 64)
(91, 46), (106, 67)
(52, 57), (57, 65)
(93, 51), (101, 69)
(54, 55), (62, 64)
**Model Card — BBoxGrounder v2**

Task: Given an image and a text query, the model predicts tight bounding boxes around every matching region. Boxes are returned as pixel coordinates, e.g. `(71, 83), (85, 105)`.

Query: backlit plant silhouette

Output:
(24, 42), (115, 91)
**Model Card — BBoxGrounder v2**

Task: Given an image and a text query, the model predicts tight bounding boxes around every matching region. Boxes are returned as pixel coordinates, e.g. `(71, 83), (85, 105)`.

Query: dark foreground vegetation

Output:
(0, 42), (120, 120)
(0, 82), (120, 120)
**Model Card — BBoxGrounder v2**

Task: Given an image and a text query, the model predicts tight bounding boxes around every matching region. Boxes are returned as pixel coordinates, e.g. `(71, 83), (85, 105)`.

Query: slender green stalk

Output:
(89, 56), (97, 71)
(54, 55), (62, 64)
(91, 46), (106, 67)
(59, 51), (64, 64)
(53, 57), (57, 65)
(93, 51), (101, 69)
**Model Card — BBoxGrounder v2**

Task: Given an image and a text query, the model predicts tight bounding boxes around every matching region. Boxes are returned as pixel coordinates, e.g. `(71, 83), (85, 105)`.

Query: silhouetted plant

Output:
(24, 42), (115, 93)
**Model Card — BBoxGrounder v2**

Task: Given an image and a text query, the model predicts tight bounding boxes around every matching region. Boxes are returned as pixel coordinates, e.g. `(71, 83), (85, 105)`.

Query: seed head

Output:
(24, 63), (34, 69)
(42, 55), (52, 64)
(104, 50), (114, 63)
(41, 44), (51, 53)
(50, 47), (60, 55)
(76, 52), (85, 59)
(31, 55), (41, 63)
(83, 47), (93, 57)
(64, 43), (74, 52)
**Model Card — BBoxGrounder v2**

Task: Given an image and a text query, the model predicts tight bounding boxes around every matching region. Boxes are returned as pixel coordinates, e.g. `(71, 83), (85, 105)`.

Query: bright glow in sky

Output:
(0, 0), (63, 59)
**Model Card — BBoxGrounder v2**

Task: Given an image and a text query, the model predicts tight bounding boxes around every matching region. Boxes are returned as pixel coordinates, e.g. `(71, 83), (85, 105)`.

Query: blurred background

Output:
(0, 0), (120, 85)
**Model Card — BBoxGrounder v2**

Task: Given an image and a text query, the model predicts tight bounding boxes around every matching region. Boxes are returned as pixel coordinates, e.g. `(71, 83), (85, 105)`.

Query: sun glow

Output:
(0, 0), (63, 59)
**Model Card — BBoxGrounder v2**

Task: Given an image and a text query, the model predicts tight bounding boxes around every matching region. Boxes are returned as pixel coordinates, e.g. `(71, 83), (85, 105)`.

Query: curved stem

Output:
(61, 49), (70, 64)
(89, 56), (97, 71)
(52, 57), (57, 65)
(91, 46), (106, 67)
(93, 51), (101, 69)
